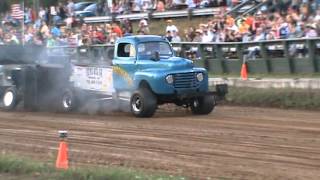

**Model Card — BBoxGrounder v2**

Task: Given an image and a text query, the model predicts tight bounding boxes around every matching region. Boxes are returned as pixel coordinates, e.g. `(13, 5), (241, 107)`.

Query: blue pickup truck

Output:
(0, 36), (227, 117)
(111, 35), (227, 117)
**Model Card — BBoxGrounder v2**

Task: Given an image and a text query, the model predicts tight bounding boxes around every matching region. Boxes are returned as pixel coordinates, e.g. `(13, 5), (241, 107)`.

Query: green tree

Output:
(0, 0), (23, 13)
(0, 0), (10, 13)
(25, 0), (58, 7)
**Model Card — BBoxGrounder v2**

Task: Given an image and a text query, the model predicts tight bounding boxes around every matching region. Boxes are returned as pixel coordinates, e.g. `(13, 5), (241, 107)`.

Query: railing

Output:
(47, 38), (320, 74)
(84, 7), (222, 23)
(171, 38), (320, 74)
(225, 0), (256, 16)
(46, 44), (114, 66)
(241, 0), (270, 17)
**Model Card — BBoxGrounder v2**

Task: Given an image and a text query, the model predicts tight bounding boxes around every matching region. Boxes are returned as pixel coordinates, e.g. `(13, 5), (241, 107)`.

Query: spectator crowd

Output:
(0, 0), (319, 47)
(166, 0), (320, 43)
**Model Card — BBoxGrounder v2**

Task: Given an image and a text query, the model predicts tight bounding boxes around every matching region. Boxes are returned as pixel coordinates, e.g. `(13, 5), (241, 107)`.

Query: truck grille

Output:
(173, 72), (199, 89)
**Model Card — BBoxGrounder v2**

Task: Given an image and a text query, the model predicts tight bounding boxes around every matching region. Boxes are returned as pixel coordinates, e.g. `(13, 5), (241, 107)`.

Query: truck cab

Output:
(112, 35), (227, 117)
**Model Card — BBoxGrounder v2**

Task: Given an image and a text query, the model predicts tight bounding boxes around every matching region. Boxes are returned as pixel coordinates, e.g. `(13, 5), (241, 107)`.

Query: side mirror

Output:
(151, 51), (160, 61)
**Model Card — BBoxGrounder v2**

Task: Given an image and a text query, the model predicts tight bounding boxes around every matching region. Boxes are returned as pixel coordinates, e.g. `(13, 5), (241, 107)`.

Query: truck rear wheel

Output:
(2, 87), (19, 111)
(130, 88), (157, 117)
(190, 94), (215, 115)
(59, 89), (76, 112)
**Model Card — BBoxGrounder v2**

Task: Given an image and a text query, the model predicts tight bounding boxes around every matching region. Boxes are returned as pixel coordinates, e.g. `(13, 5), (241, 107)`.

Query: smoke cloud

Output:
(0, 44), (124, 115)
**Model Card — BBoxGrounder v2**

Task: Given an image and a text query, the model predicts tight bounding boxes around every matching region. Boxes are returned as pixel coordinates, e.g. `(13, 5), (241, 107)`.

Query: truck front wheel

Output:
(190, 95), (215, 115)
(130, 88), (157, 117)
(2, 87), (19, 111)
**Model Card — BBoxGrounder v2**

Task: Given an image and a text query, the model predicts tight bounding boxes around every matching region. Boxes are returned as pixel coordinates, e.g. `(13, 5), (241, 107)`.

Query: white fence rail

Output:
(84, 7), (221, 23)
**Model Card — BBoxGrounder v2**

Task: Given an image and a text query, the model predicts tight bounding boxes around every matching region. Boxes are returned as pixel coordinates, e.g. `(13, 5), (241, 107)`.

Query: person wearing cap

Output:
(165, 19), (178, 36)
(305, 23), (318, 38)
(138, 18), (149, 34)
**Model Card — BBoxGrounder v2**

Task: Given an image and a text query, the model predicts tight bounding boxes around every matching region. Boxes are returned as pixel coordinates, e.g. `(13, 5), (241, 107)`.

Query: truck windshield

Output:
(137, 42), (173, 59)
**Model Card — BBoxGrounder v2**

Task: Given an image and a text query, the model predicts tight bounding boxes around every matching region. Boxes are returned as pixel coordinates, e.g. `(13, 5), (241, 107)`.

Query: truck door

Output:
(112, 43), (136, 91)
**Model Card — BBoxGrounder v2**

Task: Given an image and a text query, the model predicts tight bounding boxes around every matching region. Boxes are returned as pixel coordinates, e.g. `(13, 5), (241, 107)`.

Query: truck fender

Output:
(136, 80), (153, 92)
(133, 73), (158, 93)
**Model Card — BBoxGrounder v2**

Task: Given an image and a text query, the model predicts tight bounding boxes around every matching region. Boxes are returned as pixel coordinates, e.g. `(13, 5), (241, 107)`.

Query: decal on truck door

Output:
(112, 65), (133, 86)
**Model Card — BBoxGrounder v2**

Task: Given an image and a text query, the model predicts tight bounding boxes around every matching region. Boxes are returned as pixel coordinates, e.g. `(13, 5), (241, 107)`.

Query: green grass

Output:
(0, 155), (186, 180)
(225, 87), (320, 110)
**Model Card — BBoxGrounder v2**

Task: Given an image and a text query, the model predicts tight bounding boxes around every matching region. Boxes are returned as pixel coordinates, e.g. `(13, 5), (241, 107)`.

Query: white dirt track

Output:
(0, 106), (319, 179)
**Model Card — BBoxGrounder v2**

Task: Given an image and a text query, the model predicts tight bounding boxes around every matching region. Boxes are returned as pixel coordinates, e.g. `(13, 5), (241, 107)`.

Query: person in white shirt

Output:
(138, 18), (149, 34)
(201, 28), (213, 42)
(186, 0), (196, 8)
(165, 19), (178, 36)
(171, 30), (181, 42)
(247, 28), (265, 60)
(67, 0), (75, 17)
(38, 7), (46, 20)
(173, 0), (183, 5)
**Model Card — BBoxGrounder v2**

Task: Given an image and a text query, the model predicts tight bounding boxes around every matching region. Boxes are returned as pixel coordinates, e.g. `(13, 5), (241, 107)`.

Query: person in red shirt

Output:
(112, 22), (123, 37)
(95, 28), (106, 43)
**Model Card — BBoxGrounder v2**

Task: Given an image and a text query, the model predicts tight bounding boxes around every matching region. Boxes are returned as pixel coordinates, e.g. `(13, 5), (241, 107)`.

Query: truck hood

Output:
(141, 56), (194, 70)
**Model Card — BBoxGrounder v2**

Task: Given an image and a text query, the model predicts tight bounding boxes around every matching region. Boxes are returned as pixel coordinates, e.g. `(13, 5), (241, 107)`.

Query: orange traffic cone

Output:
(240, 61), (248, 80)
(56, 141), (68, 169)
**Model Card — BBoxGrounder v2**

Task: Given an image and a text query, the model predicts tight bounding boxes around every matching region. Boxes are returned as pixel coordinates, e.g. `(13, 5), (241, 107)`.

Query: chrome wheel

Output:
(3, 91), (14, 107)
(132, 96), (142, 112)
(62, 94), (72, 109)
(2, 87), (19, 111)
(130, 88), (157, 117)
